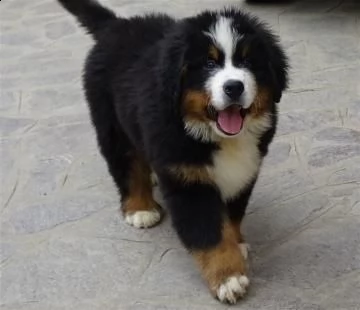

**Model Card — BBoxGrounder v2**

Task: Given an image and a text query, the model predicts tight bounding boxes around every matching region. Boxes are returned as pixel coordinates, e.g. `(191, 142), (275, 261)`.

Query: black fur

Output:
(57, 0), (117, 38)
(57, 0), (288, 252)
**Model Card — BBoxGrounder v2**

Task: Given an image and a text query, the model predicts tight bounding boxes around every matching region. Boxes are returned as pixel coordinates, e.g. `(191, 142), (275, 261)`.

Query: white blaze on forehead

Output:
(206, 16), (241, 61)
(204, 15), (257, 113)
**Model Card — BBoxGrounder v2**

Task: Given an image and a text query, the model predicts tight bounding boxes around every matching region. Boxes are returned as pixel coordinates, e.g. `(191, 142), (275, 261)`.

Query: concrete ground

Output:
(1, 0), (360, 309)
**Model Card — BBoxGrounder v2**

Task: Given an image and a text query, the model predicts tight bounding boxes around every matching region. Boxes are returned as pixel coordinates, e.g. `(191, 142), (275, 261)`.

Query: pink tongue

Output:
(217, 107), (243, 135)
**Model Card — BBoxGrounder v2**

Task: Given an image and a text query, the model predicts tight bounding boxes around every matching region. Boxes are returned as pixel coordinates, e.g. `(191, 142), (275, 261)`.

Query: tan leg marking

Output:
(230, 220), (250, 260)
(123, 155), (161, 228)
(192, 221), (249, 304)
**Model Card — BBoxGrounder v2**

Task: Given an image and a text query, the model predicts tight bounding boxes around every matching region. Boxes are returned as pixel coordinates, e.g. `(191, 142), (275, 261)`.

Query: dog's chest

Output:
(208, 134), (261, 201)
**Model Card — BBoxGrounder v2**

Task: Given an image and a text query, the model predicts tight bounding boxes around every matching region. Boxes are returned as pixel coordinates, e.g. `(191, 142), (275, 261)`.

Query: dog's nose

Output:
(223, 80), (244, 101)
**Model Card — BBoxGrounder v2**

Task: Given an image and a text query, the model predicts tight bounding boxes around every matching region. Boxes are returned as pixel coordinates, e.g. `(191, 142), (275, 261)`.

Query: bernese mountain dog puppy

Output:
(57, 0), (288, 304)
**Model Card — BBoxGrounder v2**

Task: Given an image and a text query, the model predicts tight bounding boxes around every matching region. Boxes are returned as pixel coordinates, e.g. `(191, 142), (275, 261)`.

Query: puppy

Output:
(57, 0), (288, 304)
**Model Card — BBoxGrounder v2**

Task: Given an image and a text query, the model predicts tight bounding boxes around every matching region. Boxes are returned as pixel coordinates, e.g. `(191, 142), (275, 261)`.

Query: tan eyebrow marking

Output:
(242, 44), (250, 58)
(209, 45), (220, 61)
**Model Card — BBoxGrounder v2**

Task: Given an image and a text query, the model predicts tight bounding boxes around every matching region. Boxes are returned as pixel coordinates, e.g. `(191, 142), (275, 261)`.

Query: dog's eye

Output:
(205, 59), (217, 69)
(243, 59), (252, 68)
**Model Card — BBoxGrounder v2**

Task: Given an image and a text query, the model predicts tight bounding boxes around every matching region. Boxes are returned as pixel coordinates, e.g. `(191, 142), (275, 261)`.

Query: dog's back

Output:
(58, 0), (176, 148)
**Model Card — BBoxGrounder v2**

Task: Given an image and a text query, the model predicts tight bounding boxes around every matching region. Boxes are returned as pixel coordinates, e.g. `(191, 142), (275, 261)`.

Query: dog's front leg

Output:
(160, 178), (249, 304)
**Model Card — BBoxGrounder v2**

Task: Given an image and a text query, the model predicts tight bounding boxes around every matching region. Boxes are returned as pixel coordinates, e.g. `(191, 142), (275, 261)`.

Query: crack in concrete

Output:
(158, 247), (176, 263)
(325, 0), (345, 13)
(2, 171), (20, 210)
(17, 90), (22, 114)
(257, 202), (339, 259)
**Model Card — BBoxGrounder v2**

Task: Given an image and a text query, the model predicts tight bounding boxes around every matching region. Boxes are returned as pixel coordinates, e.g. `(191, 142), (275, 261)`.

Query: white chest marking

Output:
(209, 134), (261, 201)
(207, 115), (271, 201)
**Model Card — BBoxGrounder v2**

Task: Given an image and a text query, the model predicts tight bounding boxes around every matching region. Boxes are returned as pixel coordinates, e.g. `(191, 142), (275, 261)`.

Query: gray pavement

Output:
(1, 0), (360, 309)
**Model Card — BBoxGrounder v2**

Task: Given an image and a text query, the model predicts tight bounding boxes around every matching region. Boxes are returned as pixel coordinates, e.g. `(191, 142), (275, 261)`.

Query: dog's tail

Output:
(57, 0), (117, 39)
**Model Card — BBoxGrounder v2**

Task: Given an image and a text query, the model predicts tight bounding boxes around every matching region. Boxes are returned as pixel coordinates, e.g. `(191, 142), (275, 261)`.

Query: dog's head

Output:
(160, 9), (288, 141)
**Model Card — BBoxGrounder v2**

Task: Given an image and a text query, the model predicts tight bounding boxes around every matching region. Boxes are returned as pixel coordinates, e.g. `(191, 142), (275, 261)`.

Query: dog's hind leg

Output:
(94, 120), (162, 228)
(85, 79), (161, 228)
(121, 152), (163, 228)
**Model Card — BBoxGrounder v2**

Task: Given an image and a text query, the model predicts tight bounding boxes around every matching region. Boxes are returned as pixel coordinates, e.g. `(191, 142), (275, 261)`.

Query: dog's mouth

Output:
(208, 105), (246, 136)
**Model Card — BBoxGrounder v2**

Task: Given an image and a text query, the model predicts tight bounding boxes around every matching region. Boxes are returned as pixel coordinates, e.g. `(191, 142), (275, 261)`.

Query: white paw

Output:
(239, 243), (250, 260)
(125, 209), (161, 228)
(217, 275), (250, 304)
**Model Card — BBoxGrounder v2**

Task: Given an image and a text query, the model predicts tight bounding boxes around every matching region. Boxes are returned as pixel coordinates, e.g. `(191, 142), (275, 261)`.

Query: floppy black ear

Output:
(268, 62), (282, 103)
(268, 47), (289, 103)
(145, 25), (193, 166)
(158, 27), (187, 114)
